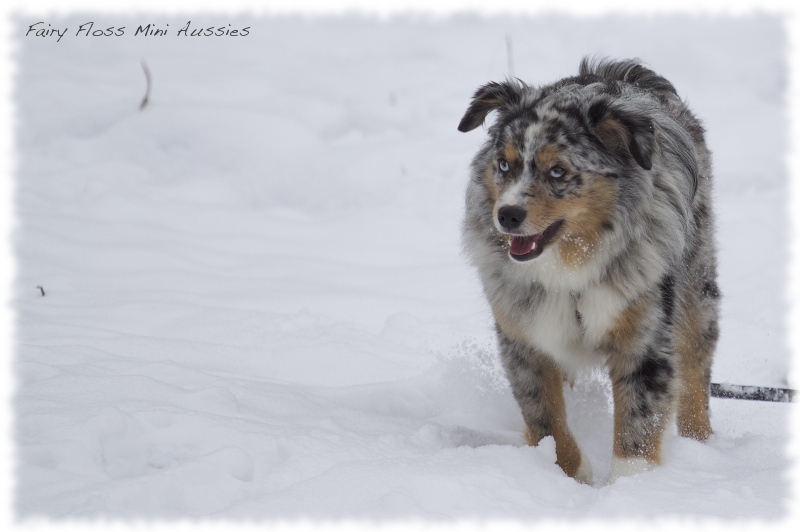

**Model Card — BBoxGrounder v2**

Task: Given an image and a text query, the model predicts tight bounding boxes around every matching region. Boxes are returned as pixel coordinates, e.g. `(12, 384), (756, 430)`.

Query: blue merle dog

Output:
(459, 58), (720, 483)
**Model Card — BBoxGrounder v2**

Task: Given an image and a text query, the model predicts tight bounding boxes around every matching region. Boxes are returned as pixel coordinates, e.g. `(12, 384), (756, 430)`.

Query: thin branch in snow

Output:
(36, 285), (45, 297)
(505, 34), (514, 78)
(140, 60), (152, 110)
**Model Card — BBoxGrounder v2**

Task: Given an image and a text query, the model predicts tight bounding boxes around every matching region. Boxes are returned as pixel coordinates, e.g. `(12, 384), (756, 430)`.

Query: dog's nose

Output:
(497, 205), (527, 231)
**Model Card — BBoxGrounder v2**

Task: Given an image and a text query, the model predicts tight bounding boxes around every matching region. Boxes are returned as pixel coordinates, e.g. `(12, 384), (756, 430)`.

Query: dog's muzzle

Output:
(506, 219), (564, 262)
(497, 205), (527, 232)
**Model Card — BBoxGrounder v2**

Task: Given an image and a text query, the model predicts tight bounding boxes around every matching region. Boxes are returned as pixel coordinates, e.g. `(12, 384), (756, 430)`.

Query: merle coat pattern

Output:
(459, 58), (720, 483)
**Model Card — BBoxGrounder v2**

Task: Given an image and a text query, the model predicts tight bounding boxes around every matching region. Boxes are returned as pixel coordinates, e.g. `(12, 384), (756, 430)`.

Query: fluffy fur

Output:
(459, 58), (720, 484)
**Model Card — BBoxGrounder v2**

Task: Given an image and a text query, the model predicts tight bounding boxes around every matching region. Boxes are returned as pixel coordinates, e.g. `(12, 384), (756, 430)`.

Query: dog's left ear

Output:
(588, 99), (655, 170)
(458, 81), (524, 133)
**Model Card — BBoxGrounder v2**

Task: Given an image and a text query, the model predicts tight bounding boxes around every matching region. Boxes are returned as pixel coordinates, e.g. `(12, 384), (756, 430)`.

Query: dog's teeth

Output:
(531, 241), (536, 250)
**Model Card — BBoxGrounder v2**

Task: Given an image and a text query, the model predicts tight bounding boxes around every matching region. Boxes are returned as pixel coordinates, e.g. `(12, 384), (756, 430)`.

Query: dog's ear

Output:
(588, 99), (655, 170)
(458, 81), (523, 133)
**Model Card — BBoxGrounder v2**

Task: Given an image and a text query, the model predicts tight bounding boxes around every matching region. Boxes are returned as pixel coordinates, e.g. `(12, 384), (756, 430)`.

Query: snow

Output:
(10, 12), (797, 520)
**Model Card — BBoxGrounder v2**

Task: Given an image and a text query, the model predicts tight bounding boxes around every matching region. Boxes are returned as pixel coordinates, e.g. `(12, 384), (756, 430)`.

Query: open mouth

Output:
(508, 220), (564, 262)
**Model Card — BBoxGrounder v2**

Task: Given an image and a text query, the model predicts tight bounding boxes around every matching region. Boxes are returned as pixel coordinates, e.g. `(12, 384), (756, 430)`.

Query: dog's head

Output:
(459, 79), (654, 267)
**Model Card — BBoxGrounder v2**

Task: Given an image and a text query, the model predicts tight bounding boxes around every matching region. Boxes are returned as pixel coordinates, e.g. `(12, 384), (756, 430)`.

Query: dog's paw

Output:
(574, 450), (593, 485)
(608, 455), (655, 482)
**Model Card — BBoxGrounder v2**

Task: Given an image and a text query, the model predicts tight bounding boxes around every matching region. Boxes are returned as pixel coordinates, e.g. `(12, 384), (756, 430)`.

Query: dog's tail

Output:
(579, 56), (678, 98)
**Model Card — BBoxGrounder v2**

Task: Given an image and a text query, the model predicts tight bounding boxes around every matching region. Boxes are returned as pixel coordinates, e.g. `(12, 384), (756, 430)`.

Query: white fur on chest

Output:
(575, 283), (629, 347)
(516, 283), (627, 372)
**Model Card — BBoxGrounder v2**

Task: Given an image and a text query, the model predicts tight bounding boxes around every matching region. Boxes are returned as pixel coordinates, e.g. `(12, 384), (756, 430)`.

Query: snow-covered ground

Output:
(12, 14), (795, 519)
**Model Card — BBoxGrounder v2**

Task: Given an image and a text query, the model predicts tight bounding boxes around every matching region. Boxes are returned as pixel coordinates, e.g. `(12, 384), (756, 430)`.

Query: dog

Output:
(458, 58), (720, 484)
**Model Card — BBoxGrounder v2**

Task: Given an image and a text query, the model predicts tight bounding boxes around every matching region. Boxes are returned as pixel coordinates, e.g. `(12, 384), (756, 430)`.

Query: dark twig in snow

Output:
(140, 60), (152, 110)
(36, 285), (45, 297)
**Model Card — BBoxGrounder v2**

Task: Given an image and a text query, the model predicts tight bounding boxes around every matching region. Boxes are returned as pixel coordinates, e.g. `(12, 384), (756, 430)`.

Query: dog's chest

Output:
(513, 284), (626, 369)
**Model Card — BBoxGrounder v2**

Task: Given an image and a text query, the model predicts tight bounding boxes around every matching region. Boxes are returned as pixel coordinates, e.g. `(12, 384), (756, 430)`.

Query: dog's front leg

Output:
(606, 335), (677, 482)
(497, 328), (592, 484)
(599, 289), (678, 481)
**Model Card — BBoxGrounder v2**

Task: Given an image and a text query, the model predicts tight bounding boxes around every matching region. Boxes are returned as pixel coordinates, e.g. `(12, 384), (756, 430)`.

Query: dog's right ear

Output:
(588, 98), (655, 170)
(457, 81), (523, 132)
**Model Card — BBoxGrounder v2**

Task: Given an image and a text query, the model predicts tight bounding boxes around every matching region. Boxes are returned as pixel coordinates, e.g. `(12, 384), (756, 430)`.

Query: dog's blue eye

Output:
(499, 159), (509, 172)
(549, 166), (566, 179)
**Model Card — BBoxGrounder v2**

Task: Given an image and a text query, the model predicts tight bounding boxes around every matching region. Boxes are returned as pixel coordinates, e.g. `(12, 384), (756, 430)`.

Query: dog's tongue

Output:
(510, 235), (537, 256)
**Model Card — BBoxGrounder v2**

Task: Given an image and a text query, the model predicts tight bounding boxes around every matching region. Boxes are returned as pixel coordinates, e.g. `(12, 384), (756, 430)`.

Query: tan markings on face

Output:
(492, 142), (526, 232)
(556, 175), (617, 269)
(482, 162), (499, 204)
(508, 154), (616, 268)
(495, 142), (521, 205)
(492, 144), (617, 269)
(503, 142), (520, 164)
(501, 145), (569, 235)
(535, 144), (562, 169)
(674, 294), (713, 441)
